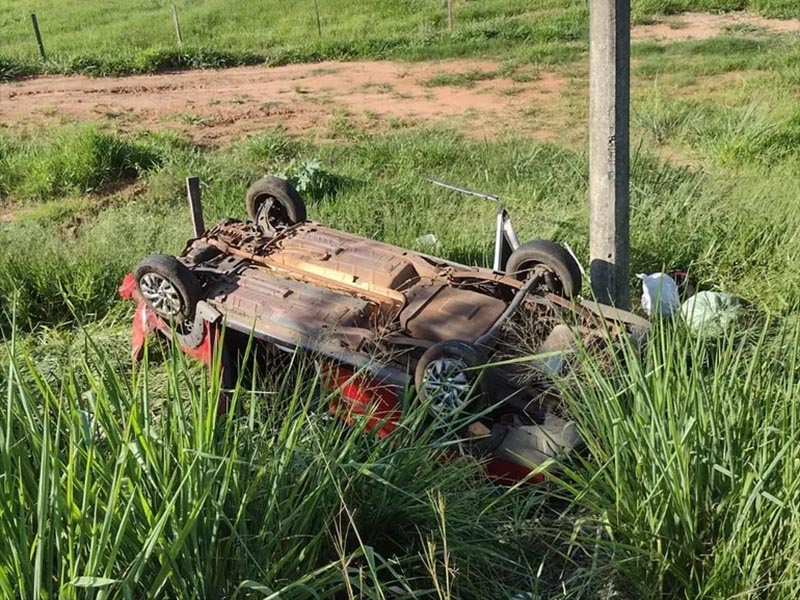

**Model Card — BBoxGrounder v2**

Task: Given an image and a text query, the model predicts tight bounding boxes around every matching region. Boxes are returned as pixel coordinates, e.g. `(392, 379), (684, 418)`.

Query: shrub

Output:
(275, 157), (341, 200)
(551, 320), (800, 598)
(8, 126), (161, 201)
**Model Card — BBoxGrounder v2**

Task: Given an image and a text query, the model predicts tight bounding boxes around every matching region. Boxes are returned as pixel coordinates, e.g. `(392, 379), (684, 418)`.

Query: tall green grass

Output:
(0, 205), (185, 331)
(634, 35), (800, 78)
(0, 126), (161, 201)
(634, 0), (798, 19)
(551, 319), (800, 599)
(0, 0), (590, 78)
(3, 287), (799, 598)
(0, 330), (552, 598)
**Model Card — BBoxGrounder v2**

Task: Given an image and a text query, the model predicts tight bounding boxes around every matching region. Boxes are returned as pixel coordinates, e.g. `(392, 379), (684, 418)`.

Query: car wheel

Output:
(245, 176), (307, 234)
(415, 340), (490, 416)
(505, 239), (582, 298)
(134, 254), (203, 323)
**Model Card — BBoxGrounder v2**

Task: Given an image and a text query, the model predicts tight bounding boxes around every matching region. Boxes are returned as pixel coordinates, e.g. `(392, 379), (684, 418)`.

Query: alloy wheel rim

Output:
(423, 357), (473, 414)
(139, 272), (183, 318)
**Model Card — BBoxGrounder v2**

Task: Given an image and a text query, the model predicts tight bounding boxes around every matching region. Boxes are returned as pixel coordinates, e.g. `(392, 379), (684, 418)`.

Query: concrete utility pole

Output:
(589, 0), (631, 309)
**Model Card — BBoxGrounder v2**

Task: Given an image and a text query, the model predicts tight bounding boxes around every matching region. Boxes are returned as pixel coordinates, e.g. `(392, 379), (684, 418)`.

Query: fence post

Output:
(446, 0), (453, 32)
(313, 0), (322, 37)
(172, 5), (183, 46)
(30, 13), (46, 61)
(186, 177), (205, 237)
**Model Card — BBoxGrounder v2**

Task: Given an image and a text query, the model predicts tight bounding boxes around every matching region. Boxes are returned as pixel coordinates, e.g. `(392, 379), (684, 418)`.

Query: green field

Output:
(1, 0), (800, 598)
(1, 0), (798, 78)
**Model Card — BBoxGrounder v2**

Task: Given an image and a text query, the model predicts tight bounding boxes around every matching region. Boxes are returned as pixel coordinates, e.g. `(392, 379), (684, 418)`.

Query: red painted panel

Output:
(323, 363), (400, 439)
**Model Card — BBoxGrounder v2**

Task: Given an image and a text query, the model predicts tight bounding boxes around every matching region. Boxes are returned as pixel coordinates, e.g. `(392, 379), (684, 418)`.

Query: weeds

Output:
(0, 203), (186, 332)
(633, 0), (798, 19)
(0, 331), (548, 598)
(274, 157), (342, 200)
(705, 105), (800, 166)
(421, 69), (498, 88)
(634, 35), (799, 78)
(551, 318), (800, 599)
(633, 92), (700, 145)
(0, 56), (35, 81)
(1, 126), (161, 201)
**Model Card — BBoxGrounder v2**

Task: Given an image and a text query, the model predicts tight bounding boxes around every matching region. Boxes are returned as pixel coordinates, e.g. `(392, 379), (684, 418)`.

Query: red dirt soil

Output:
(0, 59), (565, 144)
(632, 11), (798, 42)
(1, 12), (795, 145)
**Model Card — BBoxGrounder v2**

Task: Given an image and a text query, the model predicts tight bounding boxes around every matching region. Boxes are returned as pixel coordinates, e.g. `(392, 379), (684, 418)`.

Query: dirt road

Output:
(0, 59), (567, 144)
(1, 12), (795, 145)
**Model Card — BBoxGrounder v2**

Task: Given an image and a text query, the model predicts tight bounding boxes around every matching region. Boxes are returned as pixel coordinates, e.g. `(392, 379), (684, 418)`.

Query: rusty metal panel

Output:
(206, 266), (374, 341)
(273, 225), (421, 290)
(401, 285), (506, 343)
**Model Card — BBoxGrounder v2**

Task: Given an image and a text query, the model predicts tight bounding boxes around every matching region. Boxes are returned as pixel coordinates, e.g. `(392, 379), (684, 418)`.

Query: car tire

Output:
(245, 176), (307, 234)
(134, 254), (203, 322)
(415, 340), (491, 416)
(505, 240), (582, 298)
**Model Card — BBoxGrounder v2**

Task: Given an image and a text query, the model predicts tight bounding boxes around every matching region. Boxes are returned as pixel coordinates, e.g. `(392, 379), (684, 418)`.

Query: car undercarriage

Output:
(120, 176), (649, 483)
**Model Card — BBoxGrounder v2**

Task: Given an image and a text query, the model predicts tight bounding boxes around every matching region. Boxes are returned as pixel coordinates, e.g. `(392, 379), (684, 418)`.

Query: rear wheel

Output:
(505, 240), (582, 298)
(245, 176), (307, 235)
(134, 254), (203, 323)
(415, 341), (491, 416)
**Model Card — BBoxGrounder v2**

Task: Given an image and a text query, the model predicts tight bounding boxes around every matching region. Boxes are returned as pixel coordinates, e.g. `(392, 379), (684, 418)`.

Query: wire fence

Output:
(22, 1), (463, 64)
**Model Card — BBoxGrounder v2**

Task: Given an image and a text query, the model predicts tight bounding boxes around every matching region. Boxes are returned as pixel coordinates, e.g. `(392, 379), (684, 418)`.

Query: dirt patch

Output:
(0, 205), (23, 223)
(0, 180), (146, 226)
(0, 59), (567, 144)
(632, 11), (799, 42)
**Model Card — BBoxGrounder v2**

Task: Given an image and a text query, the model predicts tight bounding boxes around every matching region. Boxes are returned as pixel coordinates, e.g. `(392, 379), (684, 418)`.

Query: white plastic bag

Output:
(638, 272), (680, 318)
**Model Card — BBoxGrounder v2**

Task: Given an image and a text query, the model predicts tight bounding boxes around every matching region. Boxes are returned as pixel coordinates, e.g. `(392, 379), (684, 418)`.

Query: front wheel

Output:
(505, 240), (582, 298)
(134, 254), (203, 323)
(414, 340), (491, 416)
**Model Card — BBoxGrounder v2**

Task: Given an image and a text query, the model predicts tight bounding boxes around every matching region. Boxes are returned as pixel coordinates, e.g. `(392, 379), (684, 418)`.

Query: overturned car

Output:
(120, 177), (647, 483)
